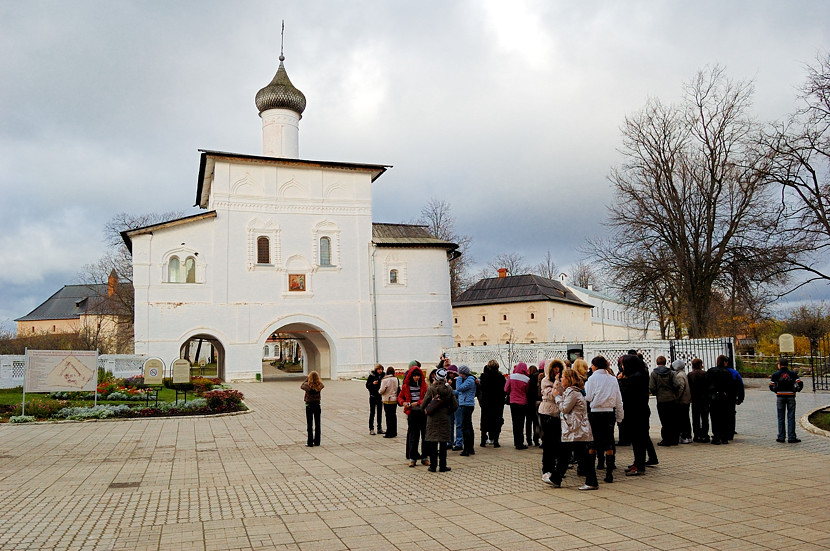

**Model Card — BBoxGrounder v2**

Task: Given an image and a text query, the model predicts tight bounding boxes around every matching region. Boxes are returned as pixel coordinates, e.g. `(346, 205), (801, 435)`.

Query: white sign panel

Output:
(779, 333), (795, 354)
(143, 358), (165, 386)
(26, 350), (98, 392)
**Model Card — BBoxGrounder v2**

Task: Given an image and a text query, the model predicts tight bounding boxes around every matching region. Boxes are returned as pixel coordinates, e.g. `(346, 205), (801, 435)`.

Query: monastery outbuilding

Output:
(122, 52), (458, 381)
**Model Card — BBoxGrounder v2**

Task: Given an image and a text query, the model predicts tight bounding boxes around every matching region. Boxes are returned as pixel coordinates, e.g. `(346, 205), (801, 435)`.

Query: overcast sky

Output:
(2, 0), (829, 328)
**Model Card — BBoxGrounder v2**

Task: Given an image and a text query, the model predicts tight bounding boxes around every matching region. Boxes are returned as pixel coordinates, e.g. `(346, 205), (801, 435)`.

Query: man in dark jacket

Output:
(687, 358), (710, 442)
(649, 355), (680, 446)
(366, 364), (385, 435)
(620, 351), (654, 476)
(478, 360), (505, 447)
(769, 358), (804, 443)
(707, 355), (737, 445)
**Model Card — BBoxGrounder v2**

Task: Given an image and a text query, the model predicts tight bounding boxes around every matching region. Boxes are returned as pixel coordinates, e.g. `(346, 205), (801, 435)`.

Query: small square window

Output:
(481, 315), (486, 322)
(530, 313), (535, 320)
(503, 314), (508, 321)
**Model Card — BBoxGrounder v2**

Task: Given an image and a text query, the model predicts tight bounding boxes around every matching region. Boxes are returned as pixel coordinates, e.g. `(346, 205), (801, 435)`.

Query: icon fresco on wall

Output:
(289, 274), (305, 291)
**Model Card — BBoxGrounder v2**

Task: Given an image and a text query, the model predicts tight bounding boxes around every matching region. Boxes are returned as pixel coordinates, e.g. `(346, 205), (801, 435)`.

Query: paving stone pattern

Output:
(0, 378), (829, 550)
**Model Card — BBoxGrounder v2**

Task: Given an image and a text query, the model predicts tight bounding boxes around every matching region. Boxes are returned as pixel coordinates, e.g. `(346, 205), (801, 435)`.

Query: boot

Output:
(596, 455), (605, 470)
(492, 438), (500, 448)
(604, 454), (615, 483)
(480, 437), (488, 448)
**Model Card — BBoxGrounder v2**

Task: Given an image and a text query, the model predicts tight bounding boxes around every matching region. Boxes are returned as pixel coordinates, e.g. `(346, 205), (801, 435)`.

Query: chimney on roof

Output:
(108, 269), (118, 297)
(497, 268), (507, 278)
(587, 284), (593, 291)
(559, 272), (568, 284)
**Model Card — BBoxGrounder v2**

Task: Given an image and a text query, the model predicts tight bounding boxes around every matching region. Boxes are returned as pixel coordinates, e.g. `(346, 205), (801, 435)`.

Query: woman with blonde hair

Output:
(301, 371), (325, 447)
(572, 358), (590, 386)
(551, 368), (598, 490)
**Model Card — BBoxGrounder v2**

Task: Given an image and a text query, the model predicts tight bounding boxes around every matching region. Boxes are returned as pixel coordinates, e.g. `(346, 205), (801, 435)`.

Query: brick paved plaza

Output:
(1, 378), (829, 550)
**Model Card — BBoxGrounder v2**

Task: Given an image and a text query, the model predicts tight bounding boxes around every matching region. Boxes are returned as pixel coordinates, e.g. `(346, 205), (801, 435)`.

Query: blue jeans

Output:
(453, 408), (463, 447)
(776, 395), (797, 440)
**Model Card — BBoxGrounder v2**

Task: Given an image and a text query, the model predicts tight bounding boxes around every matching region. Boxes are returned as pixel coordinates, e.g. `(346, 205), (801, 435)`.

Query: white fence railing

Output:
(446, 338), (734, 373)
(0, 354), (146, 389)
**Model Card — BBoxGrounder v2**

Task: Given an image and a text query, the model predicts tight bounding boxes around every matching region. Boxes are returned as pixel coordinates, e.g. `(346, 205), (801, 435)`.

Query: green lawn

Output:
(809, 409), (830, 432)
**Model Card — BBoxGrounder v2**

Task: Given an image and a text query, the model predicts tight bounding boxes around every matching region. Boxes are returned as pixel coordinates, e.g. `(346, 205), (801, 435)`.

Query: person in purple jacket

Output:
(504, 362), (530, 449)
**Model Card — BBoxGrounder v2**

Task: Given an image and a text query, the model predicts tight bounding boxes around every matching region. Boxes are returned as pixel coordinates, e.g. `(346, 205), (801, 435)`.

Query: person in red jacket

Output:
(398, 361), (429, 467)
(504, 362), (530, 449)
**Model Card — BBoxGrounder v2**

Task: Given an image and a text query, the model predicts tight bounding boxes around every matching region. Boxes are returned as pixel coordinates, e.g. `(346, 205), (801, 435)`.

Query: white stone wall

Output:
(132, 158), (453, 380)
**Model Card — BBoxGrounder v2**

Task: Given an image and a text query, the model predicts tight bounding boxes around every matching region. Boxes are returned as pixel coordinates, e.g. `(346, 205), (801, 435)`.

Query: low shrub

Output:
(54, 404), (132, 420)
(162, 378), (194, 391)
(10, 415), (35, 423)
(191, 377), (216, 395)
(97, 379), (120, 396)
(204, 389), (244, 412)
(24, 398), (68, 419)
(123, 376), (144, 389)
(48, 391), (95, 400)
(106, 391), (147, 402)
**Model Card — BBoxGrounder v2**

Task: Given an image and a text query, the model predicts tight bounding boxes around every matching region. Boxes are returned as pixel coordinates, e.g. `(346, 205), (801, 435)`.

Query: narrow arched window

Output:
(389, 269), (398, 284)
(168, 256), (181, 282)
(257, 236), (270, 264)
(185, 257), (196, 283)
(320, 236), (331, 266)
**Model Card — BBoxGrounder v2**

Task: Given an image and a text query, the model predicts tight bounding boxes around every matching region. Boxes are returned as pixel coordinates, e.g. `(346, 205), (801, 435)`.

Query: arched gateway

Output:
(180, 334), (226, 381)
(261, 322), (333, 379)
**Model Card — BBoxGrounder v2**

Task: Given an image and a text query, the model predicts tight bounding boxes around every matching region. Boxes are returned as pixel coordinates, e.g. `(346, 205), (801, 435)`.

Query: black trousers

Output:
(677, 402), (692, 439)
(710, 398), (732, 442)
(406, 409), (426, 460)
(539, 414), (561, 474)
(460, 405), (475, 453)
(480, 403), (504, 442)
(553, 441), (598, 487)
(383, 402), (398, 437)
(691, 399), (709, 438)
(629, 412), (651, 470)
(656, 401), (678, 444)
(510, 403), (527, 447)
(305, 402), (321, 446)
(428, 441), (448, 469)
(588, 411), (616, 455)
(525, 403), (540, 444)
(369, 395), (383, 430)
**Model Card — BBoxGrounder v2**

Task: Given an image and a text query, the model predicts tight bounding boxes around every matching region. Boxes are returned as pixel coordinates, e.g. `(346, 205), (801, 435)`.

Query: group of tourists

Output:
(300, 349), (803, 484)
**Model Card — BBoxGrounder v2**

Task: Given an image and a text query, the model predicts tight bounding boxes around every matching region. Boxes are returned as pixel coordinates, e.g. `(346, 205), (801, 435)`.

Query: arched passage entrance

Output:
(180, 334), (226, 381)
(262, 322), (333, 380)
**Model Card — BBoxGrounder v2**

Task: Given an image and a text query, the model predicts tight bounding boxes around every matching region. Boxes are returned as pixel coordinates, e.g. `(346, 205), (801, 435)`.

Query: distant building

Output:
(560, 274), (661, 340)
(15, 271), (133, 353)
(122, 52), (458, 381)
(451, 271), (594, 346)
(451, 270), (660, 346)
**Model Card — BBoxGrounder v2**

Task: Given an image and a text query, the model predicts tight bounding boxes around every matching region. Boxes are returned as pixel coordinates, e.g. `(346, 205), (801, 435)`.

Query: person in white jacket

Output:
(584, 356), (624, 483)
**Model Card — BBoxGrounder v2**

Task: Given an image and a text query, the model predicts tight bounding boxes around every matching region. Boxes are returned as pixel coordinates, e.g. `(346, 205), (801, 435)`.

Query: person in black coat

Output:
(366, 364), (385, 435)
(707, 355), (738, 445)
(620, 350), (656, 476)
(478, 360), (506, 447)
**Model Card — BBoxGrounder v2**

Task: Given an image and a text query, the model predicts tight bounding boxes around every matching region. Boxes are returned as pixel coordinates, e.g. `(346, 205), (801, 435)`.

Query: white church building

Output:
(122, 52), (458, 381)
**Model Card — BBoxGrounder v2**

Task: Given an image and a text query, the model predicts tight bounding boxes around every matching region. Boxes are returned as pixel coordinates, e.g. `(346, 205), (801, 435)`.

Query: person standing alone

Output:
(769, 358), (803, 443)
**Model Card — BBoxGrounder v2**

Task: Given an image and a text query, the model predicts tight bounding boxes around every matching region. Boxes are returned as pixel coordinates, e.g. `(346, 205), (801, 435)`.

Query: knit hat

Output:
(447, 364), (458, 373)
(408, 360), (421, 368)
(435, 367), (448, 382)
(458, 364), (471, 376)
(671, 359), (686, 371)
(538, 359), (547, 372)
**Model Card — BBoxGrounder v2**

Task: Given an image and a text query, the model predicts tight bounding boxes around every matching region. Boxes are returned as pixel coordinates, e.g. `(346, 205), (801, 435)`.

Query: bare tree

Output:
(784, 303), (830, 342)
(592, 66), (800, 337)
(532, 250), (559, 280)
(77, 210), (182, 353)
(487, 252), (529, 276)
(570, 260), (601, 290)
(416, 199), (473, 300)
(763, 52), (830, 288)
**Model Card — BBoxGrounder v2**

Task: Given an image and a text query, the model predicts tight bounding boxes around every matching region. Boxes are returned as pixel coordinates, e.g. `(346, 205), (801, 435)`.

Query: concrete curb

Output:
(4, 405), (253, 425)
(800, 404), (830, 437)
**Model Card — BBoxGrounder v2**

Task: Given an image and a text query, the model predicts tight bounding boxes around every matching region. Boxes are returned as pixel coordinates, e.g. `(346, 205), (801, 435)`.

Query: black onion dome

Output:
(255, 55), (306, 116)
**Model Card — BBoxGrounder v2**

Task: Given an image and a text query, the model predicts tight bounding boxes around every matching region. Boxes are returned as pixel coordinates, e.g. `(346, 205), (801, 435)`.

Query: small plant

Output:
(24, 398), (67, 419)
(123, 376), (145, 389)
(10, 415), (35, 423)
